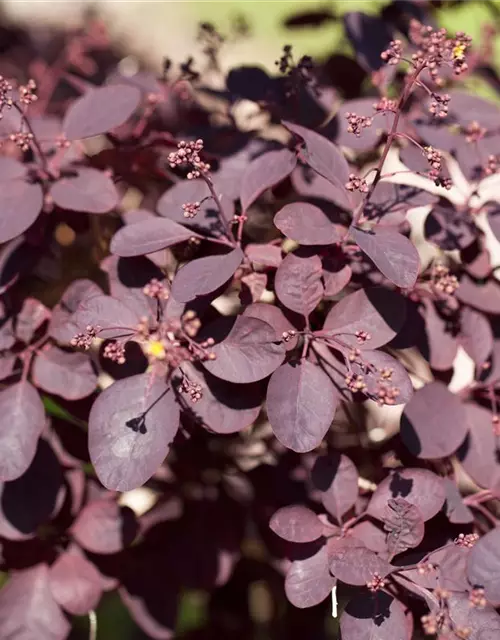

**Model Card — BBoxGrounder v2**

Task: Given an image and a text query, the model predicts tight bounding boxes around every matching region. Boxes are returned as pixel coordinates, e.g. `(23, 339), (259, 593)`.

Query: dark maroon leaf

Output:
(421, 298), (458, 371)
(383, 497), (424, 558)
(444, 478), (474, 524)
(275, 253), (323, 316)
(240, 148), (297, 212)
(368, 468), (445, 522)
(400, 381), (468, 459)
(49, 545), (103, 615)
(73, 294), (140, 339)
(242, 302), (298, 351)
(0, 381), (45, 481)
(50, 168), (119, 213)
(88, 374), (179, 491)
(111, 217), (197, 257)
(343, 11), (394, 71)
(0, 179), (43, 243)
(72, 498), (138, 553)
(350, 226), (420, 289)
(329, 537), (392, 585)
(467, 526), (500, 606)
(459, 306), (493, 367)
(425, 203), (476, 251)
(341, 591), (409, 640)
(267, 360), (338, 453)
(171, 247), (244, 303)
(32, 346), (97, 400)
(311, 453), (358, 521)
(0, 564), (70, 640)
(457, 275), (500, 314)
(63, 84), (141, 140)
(269, 505), (323, 543)
(285, 544), (336, 608)
(323, 287), (406, 349)
(203, 316), (285, 384)
(458, 403), (500, 490)
(274, 202), (344, 245)
(15, 298), (50, 345)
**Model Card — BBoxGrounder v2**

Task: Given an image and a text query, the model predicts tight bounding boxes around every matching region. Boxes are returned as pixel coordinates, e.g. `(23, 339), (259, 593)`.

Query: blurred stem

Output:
(88, 610), (97, 640)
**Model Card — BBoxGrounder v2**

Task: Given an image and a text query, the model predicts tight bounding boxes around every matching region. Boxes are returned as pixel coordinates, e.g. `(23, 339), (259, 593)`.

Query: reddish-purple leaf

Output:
(88, 374), (179, 491)
(323, 263), (352, 297)
(32, 346), (97, 400)
(203, 316), (285, 383)
(50, 168), (119, 213)
(275, 253), (324, 316)
(368, 468), (445, 522)
(468, 527), (500, 606)
(285, 544), (336, 608)
(0, 157), (27, 180)
(311, 453), (358, 521)
(267, 360), (338, 452)
(0, 381), (45, 481)
(329, 538), (392, 585)
(0, 179), (43, 243)
(384, 497), (425, 558)
(351, 349), (413, 405)
(457, 275), (500, 314)
(73, 294), (139, 340)
(350, 521), (388, 554)
(421, 298), (458, 371)
(49, 545), (103, 615)
(15, 298), (50, 345)
(350, 226), (420, 289)
(323, 287), (406, 349)
(400, 381), (468, 459)
(269, 505), (323, 543)
(245, 243), (282, 268)
(171, 247), (244, 303)
(240, 148), (297, 212)
(444, 478), (474, 524)
(242, 302), (298, 351)
(340, 592), (410, 640)
(343, 11), (394, 71)
(0, 564), (70, 640)
(49, 279), (103, 344)
(459, 306), (493, 367)
(447, 592), (500, 639)
(111, 217), (197, 257)
(274, 202), (344, 245)
(458, 404), (500, 490)
(71, 498), (139, 553)
(63, 84), (141, 140)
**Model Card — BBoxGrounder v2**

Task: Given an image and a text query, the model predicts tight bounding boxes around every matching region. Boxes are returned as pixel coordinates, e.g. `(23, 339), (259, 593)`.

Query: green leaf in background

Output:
(41, 394), (87, 430)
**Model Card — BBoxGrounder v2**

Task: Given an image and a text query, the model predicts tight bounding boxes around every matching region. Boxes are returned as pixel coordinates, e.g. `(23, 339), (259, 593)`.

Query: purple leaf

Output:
(421, 298), (458, 371)
(63, 84), (141, 140)
(0, 564), (70, 640)
(343, 11), (394, 72)
(350, 226), (420, 289)
(111, 217), (197, 257)
(447, 592), (500, 639)
(72, 499), (138, 554)
(457, 404), (500, 490)
(384, 497), (425, 558)
(240, 148), (297, 212)
(274, 202), (344, 245)
(32, 346), (97, 400)
(269, 505), (323, 543)
(340, 592), (410, 640)
(323, 263), (352, 297)
(444, 478), (474, 524)
(459, 306), (493, 367)
(425, 203), (476, 251)
(310, 452), (358, 521)
(88, 374), (179, 491)
(50, 168), (119, 213)
(457, 275), (500, 314)
(0, 179), (43, 243)
(0, 381), (45, 481)
(323, 287), (406, 349)
(350, 521), (388, 554)
(171, 247), (244, 303)
(468, 527), (500, 606)
(242, 302), (298, 351)
(368, 468), (445, 522)
(275, 253), (324, 316)
(49, 544), (103, 615)
(351, 349), (413, 405)
(329, 537), (392, 585)
(285, 543), (336, 608)
(15, 298), (50, 345)
(267, 360), (338, 453)
(400, 381), (468, 459)
(203, 316), (285, 383)
(245, 243), (282, 268)
(73, 294), (140, 340)
(49, 278), (103, 344)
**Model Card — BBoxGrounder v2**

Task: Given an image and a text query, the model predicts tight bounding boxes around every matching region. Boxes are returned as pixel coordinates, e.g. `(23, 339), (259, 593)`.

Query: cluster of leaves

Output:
(3, 2), (500, 639)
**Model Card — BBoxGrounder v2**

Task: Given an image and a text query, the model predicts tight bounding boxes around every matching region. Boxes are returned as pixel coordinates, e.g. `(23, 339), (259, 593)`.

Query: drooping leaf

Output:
(310, 452), (358, 522)
(400, 381), (468, 459)
(340, 592), (410, 640)
(0, 179), (43, 243)
(32, 346), (97, 400)
(275, 253), (324, 317)
(350, 226), (420, 289)
(467, 526), (500, 606)
(269, 505), (323, 543)
(88, 374), (179, 491)
(240, 148), (297, 212)
(73, 294), (140, 339)
(0, 381), (45, 481)
(63, 84), (141, 140)
(459, 306), (493, 367)
(274, 202), (344, 245)
(110, 217), (197, 257)
(49, 545), (103, 615)
(368, 468), (445, 522)
(267, 360), (338, 453)
(0, 564), (70, 640)
(323, 287), (406, 349)
(329, 537), (392, 586)
(383, 497), (425, 558)
(285, 543), (336, 609)
(72, 499), (138, 554)
(203, 316), (285, 384)
(50, 168), (119, 213)
(171, 247), (244, 303)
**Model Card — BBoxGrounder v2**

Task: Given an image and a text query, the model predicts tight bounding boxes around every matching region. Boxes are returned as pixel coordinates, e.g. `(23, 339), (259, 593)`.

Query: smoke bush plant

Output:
(2, 3), (500, 638)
